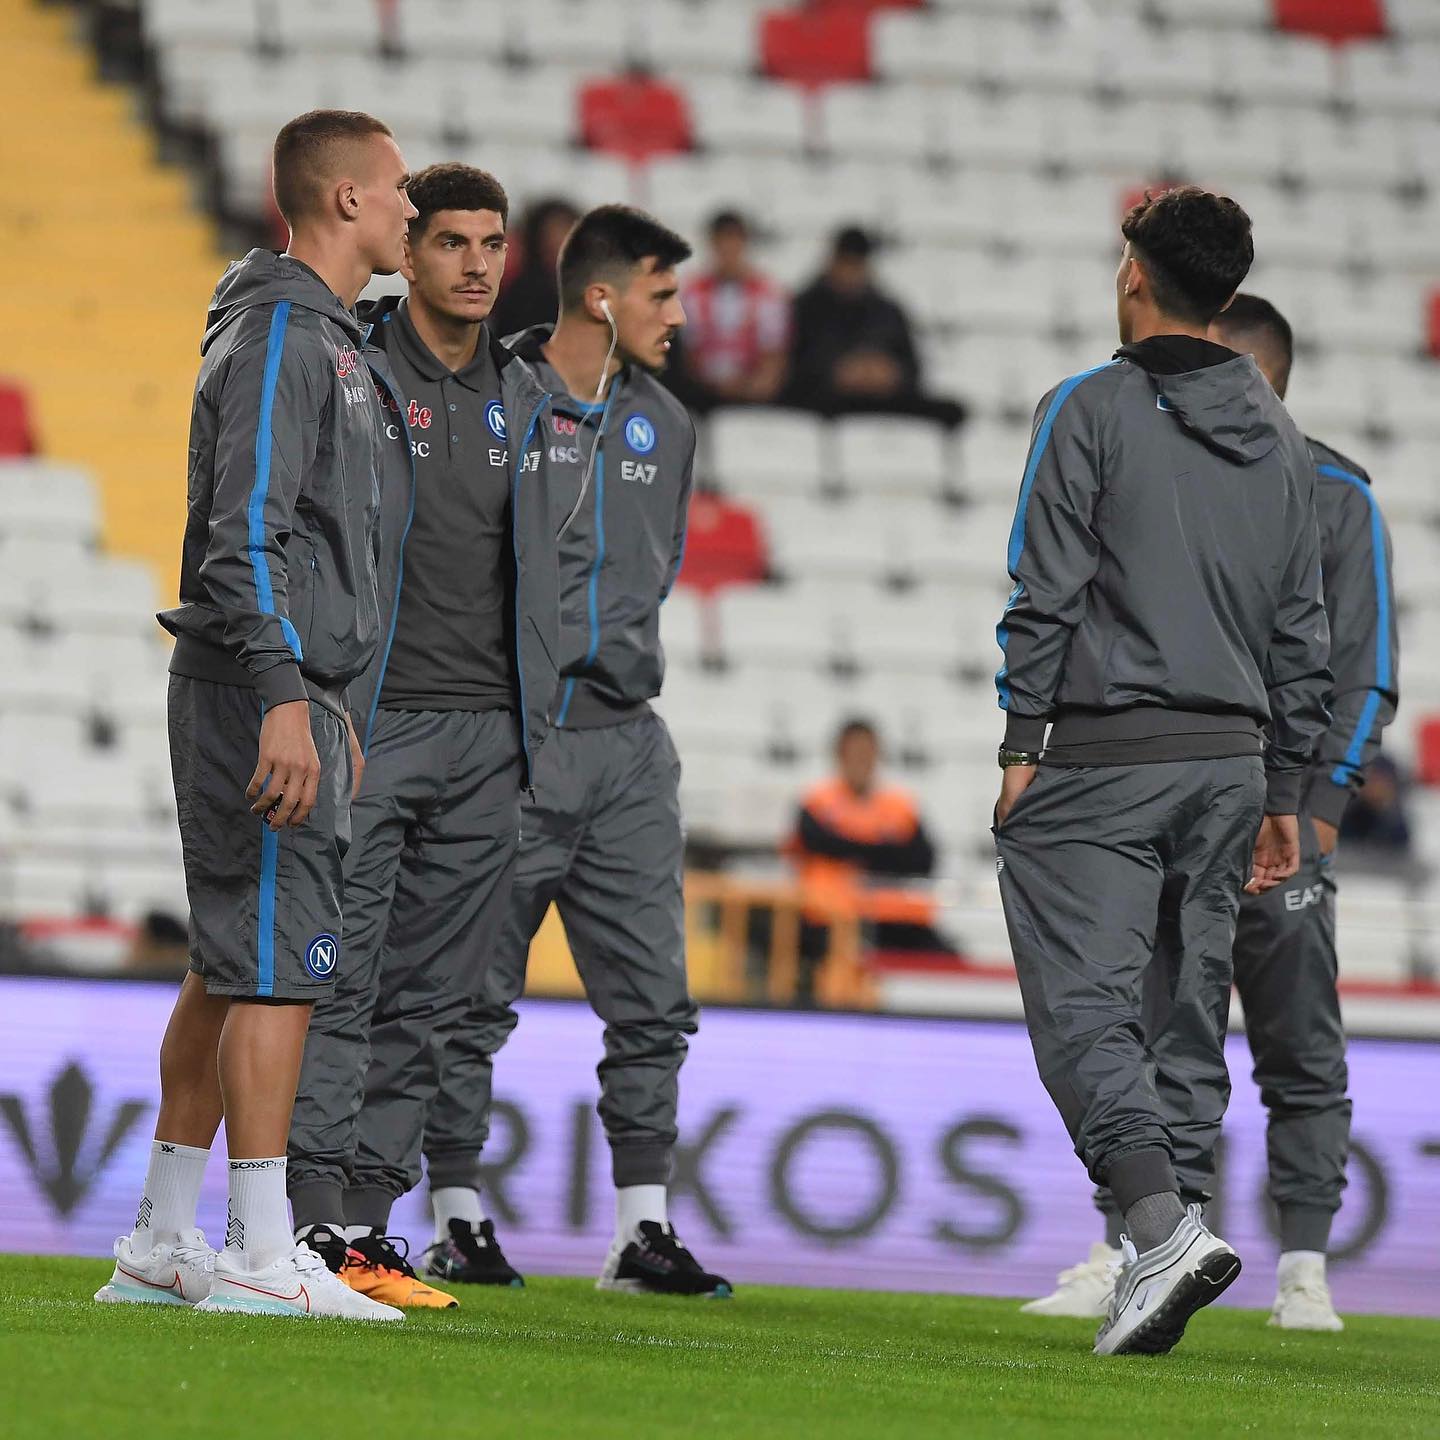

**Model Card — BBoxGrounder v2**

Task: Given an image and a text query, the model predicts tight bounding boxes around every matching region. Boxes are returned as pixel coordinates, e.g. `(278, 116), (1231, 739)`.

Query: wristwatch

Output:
(998, 747), (1041, 769)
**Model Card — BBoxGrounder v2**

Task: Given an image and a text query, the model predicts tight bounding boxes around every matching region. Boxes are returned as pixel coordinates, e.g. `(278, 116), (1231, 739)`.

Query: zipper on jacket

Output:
(362, 365), (418, 755)
(511, 393), (551, 793)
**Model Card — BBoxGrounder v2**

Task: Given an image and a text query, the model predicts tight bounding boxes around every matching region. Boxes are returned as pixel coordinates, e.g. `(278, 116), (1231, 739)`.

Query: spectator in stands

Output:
(785, 226), (964, 427)
(489, 196), (580, 338)
(675, 210), (789, 412)
(787, 718), (953, 1003)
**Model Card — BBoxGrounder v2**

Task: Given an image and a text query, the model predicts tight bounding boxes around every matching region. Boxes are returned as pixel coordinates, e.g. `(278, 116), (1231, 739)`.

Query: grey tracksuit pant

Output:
(426, 709), (697, 1192)
(995, 756), (1266, 1211)
(287, 708), (523, 1228)
(1095, 813), (1349, 1252)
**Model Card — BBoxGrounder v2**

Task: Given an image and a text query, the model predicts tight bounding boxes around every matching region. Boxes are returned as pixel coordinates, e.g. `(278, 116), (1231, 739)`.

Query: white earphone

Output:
(558, 294), (621, 538)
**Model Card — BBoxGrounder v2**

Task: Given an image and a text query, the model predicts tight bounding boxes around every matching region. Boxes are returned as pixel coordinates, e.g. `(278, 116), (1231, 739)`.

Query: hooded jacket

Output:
(1303, 436), (1399, 827)
(160, 250), (382, 713)
(345, 296), (561, 786)
(996, 336), (1331, 813)
(508, 325), (695, 728)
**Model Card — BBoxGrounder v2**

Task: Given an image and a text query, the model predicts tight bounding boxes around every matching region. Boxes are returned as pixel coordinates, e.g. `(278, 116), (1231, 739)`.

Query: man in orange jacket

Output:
(788, 719), (949, 1001)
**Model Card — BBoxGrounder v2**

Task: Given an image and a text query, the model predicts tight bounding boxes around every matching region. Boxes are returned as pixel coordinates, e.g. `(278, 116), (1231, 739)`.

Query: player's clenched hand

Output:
(1245, 814), (1300, 895)
(247, 700), (321, 830)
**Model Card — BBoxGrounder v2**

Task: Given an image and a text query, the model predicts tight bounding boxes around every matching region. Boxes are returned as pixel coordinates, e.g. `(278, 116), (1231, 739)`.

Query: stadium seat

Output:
(0, 462), (99, 545)
(578, 73), (693, 161)
(714, 583), (844, 670)
(1338, 38), (1440, 113)
(1418, 716), (1440, 786)
(635, 0), (765, 74)
(830, 416), (953, 498)
(1272, 0), (1387, 44)
(870, 11), (981, 83)
(706, 408), (828, 499)
(676, 493), (770, 595)
(658, 584), (711, 668)
(814, 84), (936, 161)
(270, 0), (385, 54)
(760, 6), (873, 86)
(765, 497), (904, 585)
(496, 0), (650, 71)
(140, 0), (262, 49)
(687, 77), (811, 156)
(1427, 290), (1440, 359)
(0, 380), (36, 456)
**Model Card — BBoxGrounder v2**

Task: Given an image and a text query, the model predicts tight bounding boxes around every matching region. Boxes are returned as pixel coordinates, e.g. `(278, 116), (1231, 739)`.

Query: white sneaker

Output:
(95, 1228), (217, 1307)
(1094, 1205), (1241, 1356)
(1020, 1243), (1120, 1317)
(194, 1245), (403, 1322)
(1270, 1258), (1344, 1332)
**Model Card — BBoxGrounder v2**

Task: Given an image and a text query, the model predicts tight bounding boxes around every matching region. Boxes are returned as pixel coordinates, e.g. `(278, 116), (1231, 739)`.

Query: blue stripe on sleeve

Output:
(995, 360), (1118, 709)
(1316, 464), (1392, 787)
(246, 301), (302, 662)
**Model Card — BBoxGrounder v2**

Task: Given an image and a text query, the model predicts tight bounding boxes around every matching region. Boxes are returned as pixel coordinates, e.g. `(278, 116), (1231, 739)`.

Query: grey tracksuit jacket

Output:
(160, 249), (382, 709)
(996, 339), (1332, 813)
(507, 325), (696, 728)
(1302, 436), (1399, 826)
(346, 298), (562, 784)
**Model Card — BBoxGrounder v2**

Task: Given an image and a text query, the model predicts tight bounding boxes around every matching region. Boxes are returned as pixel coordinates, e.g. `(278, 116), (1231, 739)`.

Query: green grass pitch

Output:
(3, 1255), (1438, 1439)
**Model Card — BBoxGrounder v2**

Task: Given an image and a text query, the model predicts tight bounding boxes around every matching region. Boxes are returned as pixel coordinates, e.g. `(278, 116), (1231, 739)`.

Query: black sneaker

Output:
(295, 1224), (351, 1274)
(597, 1221), (733, 1298)
(423, 1219), (525, 1288)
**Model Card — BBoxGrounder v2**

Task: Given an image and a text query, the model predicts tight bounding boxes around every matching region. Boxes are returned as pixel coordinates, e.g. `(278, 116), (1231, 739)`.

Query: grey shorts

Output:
(169, 675), (352, 1001)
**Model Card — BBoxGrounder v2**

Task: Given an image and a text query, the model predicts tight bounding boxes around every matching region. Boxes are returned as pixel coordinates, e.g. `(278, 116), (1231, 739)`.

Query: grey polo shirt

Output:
(377, 303), (518, 711)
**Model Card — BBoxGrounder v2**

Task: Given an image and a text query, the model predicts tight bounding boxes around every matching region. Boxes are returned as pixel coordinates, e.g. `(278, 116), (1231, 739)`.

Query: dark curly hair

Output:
(406, 163), (509, 241)
(1121, 186), (1254, 325)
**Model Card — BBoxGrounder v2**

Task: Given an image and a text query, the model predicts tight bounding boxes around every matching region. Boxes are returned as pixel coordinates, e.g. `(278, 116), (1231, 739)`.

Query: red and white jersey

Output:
(681, 269), (791, 385)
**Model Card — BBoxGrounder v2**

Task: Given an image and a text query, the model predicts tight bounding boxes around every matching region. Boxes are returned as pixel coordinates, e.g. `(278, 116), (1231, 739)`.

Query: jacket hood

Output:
(1117, 336), (1280, 464)
(506, 323), (553, 361)
(202, 249), (363, 353)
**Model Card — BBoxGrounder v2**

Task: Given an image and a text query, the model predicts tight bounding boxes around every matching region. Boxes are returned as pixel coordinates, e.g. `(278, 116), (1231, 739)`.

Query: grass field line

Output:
(15, 1291), (1439, 1402)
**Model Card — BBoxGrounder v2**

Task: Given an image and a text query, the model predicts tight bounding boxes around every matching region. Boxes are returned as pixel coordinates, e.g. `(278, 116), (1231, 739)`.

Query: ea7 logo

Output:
(336, 348), (360, 378)
(1284, 884), (1325, 912)
(621, 460), (657, 485)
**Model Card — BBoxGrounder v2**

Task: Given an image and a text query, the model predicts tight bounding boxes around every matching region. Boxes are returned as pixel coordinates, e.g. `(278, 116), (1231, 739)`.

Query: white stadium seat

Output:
(0, 462), (100, 546)
(707, 409), (828, 500)
(688, 78), (810, 157)
(831, 416), (953, 499)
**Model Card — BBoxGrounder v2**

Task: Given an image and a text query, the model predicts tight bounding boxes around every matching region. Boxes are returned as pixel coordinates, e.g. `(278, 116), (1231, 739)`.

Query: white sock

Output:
(1278, 1249), (1327, 1286)
(131, 1140), (209, 1252)
(432, 1186), (485, 1244)
(224, 1157), (293, 1272)
(340, 1224), (373, 1244)
(615, 1184), (667, 1243)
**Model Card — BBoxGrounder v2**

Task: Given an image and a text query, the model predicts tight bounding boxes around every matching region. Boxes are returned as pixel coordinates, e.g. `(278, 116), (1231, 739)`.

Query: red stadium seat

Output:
(760, 6), (872, 86)
(0, 378), (36, 456)
(1427, 289), (1440, 359)
(1272, 0), (1387, 44)
(578, 74), (693, 162)
(1418, 717), (1440, 787)
(677, 493), (769, 595)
